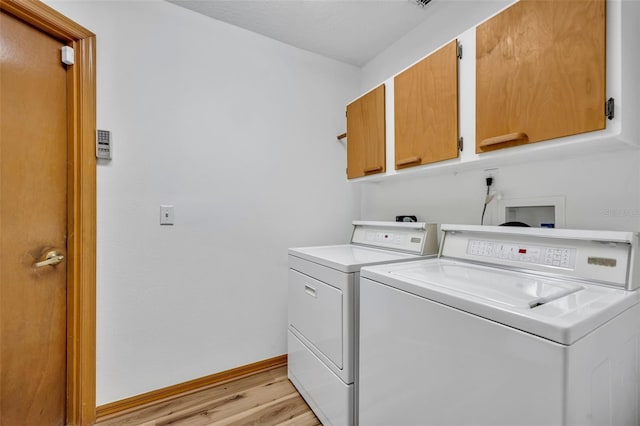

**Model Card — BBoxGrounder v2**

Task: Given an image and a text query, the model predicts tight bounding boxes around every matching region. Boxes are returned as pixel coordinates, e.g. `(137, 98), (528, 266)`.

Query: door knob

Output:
(34, 250), (65, 268)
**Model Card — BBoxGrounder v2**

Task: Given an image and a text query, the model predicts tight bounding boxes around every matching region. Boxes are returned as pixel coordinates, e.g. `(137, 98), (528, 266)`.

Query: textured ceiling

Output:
(167, 0), (440, 67)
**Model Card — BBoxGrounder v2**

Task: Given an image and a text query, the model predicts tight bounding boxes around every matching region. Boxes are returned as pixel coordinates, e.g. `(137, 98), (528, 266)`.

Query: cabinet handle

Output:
(337, 132), (347, 141)
(304, 284), (317, 298)
(364, 166), (383, 174)
(396, 156), (422, 167)
(479, 132), (528, 148)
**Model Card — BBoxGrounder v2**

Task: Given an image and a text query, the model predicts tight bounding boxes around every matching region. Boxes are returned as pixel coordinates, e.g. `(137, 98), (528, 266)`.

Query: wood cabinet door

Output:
(476, 0), (606, 153)
(346, 84), (386, 179)
(394, 40), (459, 169)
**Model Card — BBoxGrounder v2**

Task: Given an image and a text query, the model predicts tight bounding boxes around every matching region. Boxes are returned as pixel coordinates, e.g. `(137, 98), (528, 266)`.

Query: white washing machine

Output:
(359, 224), (640, 426)
(288, 221), (439, 426)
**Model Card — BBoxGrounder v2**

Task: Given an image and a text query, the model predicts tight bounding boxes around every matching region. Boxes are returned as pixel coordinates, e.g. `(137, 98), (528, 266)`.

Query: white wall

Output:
(46, 0), (361, 405)
(360, 149), (640, 231)
(358, 0), (640, 233)
(361, 0), (512, 91)
(43, 0), (640, 407)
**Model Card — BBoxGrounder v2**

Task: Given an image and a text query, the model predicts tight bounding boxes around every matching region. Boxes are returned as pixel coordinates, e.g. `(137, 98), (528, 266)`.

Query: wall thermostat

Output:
(96, 129), (112, 160)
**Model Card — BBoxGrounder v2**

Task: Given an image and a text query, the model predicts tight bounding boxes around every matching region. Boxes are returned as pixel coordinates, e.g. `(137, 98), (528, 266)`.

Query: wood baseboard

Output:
(95, 354), (288, 421)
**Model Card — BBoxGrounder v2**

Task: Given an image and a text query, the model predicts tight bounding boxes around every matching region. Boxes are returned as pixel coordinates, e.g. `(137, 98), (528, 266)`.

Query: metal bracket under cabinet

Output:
(605, 98), (615, 120)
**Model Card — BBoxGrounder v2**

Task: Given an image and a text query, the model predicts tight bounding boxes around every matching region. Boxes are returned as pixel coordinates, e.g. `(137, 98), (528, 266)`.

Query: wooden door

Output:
(346, 84), (386, 179)
(1, 10), (69, 425)
(394, 40), (459, 169)
(476, 0), (606, 152)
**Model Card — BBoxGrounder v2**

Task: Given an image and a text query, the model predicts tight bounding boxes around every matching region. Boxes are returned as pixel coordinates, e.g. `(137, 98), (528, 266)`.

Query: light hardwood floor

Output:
(94, 366), (321, 426)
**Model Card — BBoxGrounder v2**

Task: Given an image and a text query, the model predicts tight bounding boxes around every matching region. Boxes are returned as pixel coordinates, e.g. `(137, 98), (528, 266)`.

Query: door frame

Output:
(0, 1), (97, 425)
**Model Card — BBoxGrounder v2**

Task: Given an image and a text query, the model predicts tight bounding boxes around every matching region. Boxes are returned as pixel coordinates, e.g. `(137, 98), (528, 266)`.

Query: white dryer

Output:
(288, 221), (439, 426)
(359, 224), (640, 426)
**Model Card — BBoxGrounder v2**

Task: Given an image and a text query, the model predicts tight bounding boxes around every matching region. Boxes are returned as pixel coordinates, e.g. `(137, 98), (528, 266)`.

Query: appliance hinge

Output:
(458, 136), (464, 152)
(457, 43), (463, 60)
(605, 97), (615, 120)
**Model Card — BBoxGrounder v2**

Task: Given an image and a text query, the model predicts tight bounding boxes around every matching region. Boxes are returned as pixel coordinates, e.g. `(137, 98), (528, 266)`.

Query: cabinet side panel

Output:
(476, 0), (606, 152)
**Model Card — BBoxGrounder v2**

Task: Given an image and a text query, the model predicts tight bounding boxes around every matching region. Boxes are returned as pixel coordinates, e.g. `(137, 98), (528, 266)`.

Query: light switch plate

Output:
(160, 205), (174, 225)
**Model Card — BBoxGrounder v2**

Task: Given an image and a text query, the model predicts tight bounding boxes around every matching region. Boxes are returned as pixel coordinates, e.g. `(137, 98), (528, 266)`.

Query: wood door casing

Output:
(394, 40), (459, 169)
(476, 0), (606, 152)
(1, 10), (68, 425)
(346, 84), (385, 179)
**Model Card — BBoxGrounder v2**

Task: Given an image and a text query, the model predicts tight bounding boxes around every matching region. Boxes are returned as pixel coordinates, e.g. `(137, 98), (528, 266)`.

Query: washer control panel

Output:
(441, 225), (634, 289)
(467, 240), (576, 269)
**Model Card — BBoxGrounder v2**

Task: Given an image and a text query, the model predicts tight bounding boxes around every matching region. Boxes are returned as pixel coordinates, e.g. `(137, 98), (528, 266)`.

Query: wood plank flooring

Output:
(94, 366), (321, 426)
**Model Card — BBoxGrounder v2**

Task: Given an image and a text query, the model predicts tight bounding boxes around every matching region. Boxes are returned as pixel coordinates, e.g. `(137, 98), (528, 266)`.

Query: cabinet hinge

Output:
(457, 43), (463, 60)
(458, 136), (464, 152)
(605, 97), (615, 120)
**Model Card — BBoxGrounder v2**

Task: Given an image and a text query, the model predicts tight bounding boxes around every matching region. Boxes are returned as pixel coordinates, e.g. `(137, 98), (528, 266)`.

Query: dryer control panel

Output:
(351, 221), (438, 255)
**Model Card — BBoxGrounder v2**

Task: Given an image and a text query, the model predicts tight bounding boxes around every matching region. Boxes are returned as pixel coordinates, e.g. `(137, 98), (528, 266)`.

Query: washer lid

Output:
(394, 262), (584, 309)
(289, 244), (421, 273)
(361, 259), (640, 344)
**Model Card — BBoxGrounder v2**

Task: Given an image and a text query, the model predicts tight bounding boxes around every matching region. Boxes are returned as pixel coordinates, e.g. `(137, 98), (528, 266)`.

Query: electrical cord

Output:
(481, 177), (493, 225)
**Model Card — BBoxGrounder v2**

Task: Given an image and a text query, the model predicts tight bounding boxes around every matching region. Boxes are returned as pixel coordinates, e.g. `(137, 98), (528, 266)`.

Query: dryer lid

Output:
(289, 244), (421, 273)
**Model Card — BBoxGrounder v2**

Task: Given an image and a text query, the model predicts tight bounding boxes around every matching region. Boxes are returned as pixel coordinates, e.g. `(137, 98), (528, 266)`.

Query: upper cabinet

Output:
(394, 40), (459, 169)
(342, 0), (638, 181)
(346, 84), (386, 179)
(476, 0), (606, 153)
